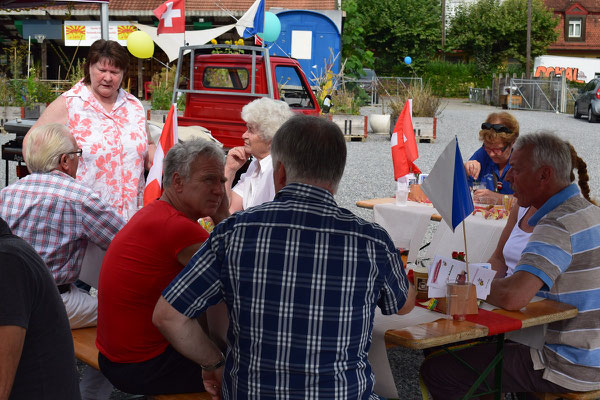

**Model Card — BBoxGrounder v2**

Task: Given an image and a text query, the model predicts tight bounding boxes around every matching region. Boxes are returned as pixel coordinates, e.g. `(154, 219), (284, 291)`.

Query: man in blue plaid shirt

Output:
(153, 115), (415, 399)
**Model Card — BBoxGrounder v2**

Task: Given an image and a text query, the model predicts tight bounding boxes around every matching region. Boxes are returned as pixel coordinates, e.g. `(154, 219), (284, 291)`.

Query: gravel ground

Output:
(2, 99), (600, 399)
(335, 99), (600, 399)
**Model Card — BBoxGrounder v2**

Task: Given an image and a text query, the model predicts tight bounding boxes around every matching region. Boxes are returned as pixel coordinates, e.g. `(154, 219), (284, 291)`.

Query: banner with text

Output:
(64, 21), (137, 46)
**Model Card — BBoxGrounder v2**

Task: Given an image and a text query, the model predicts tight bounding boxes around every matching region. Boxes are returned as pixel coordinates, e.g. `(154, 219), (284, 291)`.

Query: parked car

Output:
(355, 68), (378, 104)
(574, 78), (600, 123)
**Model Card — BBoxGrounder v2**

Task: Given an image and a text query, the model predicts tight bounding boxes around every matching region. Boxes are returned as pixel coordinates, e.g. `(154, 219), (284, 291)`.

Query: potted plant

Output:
(149, 67), (185, 122)
(387, 84), (443, 142)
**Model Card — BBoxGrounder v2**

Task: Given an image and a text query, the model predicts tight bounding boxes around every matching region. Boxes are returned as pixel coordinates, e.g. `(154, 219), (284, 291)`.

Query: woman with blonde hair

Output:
(464, 111), (520, 205)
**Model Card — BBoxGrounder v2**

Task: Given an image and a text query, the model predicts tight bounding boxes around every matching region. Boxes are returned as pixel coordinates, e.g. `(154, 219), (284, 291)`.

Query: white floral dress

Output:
(64, 80), (148, 216)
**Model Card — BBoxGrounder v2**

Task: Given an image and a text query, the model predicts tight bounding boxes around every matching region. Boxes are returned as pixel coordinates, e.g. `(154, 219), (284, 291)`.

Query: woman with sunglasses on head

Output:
(464, 112), (519, 206)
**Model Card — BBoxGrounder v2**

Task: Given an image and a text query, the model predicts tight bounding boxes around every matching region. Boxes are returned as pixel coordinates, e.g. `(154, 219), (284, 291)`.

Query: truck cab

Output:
(173, 45), (320, 149)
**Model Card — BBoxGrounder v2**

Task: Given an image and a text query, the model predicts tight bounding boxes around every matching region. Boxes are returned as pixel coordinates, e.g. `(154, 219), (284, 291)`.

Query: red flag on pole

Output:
(390, 99), (419, 180)
(153, 0), (185, 35)
(143, 103), (179, 205)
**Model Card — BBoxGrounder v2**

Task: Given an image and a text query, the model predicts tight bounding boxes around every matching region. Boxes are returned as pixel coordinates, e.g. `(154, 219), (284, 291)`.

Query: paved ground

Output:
(3, 98), (599, 399)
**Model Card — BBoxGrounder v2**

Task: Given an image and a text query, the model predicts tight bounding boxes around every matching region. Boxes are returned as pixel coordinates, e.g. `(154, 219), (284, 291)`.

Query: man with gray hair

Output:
(96, 139), (230, 396)
(0, 123), (124, 329)
(225, 97), (294, 213)
(421, 131), (600, 398)
(153, 114), (415, 399)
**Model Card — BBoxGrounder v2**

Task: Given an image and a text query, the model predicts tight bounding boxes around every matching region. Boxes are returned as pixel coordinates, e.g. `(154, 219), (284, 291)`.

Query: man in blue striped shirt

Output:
(422, 131), (600, 398)
(153, 114), (415, 399)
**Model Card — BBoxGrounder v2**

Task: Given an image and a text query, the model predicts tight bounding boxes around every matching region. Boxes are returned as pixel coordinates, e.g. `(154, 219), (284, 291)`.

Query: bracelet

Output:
(201, 353), (225, 371)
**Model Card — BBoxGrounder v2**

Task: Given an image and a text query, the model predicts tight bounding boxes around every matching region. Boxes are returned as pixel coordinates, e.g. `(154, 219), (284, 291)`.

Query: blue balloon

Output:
(404, 56), (412, 65)
(258, 12), (281, 42)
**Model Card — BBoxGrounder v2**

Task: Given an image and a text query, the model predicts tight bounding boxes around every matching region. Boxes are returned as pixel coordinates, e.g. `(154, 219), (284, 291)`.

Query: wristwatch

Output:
(201, 353), (225, 371)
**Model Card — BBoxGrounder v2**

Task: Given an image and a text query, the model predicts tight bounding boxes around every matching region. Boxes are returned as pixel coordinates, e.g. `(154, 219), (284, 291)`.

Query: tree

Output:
(356, 0), (442, 76)
(447, 0), (558, 72)
(341, 0), (374, 78)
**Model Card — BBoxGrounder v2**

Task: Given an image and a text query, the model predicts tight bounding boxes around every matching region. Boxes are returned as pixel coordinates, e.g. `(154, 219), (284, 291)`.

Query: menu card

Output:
(427, 255), (496, 299)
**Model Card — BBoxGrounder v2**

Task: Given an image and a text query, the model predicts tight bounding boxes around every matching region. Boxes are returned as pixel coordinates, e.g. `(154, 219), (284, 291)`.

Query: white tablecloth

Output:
(374, 201), (435, 264)
(369, 307), (446, 398)
(424, 212), (507, 264)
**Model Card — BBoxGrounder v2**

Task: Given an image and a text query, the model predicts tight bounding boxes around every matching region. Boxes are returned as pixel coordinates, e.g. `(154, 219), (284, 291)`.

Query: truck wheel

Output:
(589, 107), (598, 123)
(574, 103), (581, 119)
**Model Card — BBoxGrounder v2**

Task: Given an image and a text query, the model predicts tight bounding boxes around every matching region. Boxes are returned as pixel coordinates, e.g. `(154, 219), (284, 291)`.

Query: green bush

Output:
(329, 82), (369, 115)
(423, 61), (489, 98)
(5, 73), (58, 108)
(150, 67), (185, 111)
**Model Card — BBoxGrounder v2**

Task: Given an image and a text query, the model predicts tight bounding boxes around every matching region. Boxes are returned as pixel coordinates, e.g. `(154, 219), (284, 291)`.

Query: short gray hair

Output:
(514, 131), (571, 185)
(241, 97), (294, 141)
(163, 139), (225, 187)
(271, 115), (346, 191)
(24, 123), (75, 173)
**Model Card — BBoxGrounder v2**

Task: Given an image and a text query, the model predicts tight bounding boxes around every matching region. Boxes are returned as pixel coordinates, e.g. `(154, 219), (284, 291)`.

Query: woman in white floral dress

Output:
(31, 39), (156, 217)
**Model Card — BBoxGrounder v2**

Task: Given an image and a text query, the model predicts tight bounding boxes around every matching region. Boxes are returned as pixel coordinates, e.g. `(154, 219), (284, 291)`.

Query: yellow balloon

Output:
(127, 31), (154, 59)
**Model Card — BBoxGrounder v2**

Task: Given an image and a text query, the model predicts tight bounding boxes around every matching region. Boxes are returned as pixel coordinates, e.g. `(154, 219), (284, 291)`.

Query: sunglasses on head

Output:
(481, 122), (512, 134)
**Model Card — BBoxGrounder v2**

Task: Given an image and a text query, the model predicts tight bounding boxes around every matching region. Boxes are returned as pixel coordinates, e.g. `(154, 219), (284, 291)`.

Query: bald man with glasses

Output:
(0, 123), (124, 330)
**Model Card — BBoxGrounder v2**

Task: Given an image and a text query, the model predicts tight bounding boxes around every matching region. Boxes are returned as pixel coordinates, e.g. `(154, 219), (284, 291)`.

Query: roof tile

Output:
(104, 0), (336, 11)
(544, 0), (600, 13)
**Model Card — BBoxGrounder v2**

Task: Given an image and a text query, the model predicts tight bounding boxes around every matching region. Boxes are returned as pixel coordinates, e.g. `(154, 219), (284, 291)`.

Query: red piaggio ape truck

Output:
(172, 44), (321, 149)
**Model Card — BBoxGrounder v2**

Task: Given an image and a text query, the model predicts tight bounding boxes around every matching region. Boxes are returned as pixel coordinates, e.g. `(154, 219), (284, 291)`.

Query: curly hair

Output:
(241, 97), (294, 142)
(479, 112), (520, 146)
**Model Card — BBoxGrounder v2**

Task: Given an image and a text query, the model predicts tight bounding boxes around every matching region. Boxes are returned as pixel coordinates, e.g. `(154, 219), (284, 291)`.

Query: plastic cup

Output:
(446, 282), (473, 321)
(396, 188), (409, 206)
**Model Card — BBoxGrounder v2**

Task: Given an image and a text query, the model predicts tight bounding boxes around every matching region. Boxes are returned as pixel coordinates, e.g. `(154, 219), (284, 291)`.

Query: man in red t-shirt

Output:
(96, 139), (229, 395)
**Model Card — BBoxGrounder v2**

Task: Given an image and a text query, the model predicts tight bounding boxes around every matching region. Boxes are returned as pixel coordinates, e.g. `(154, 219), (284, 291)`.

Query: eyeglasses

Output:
(481, 122), (512, 133)
(482, 143), (510, 155)
(64, 148), (83, 158)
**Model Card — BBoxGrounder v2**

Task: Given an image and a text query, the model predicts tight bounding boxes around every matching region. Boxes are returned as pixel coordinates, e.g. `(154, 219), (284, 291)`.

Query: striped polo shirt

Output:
(515, 184), (600, 391)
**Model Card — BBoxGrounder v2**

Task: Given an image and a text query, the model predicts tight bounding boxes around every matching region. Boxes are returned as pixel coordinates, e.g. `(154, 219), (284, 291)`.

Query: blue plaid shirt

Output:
(163, 183), (410, 399)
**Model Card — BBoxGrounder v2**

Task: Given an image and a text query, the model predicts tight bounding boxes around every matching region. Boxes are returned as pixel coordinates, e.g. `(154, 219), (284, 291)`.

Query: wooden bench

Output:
(71, 327), (211, 400)
(535, 390), (600, 400)
(71, 327), (100, 370)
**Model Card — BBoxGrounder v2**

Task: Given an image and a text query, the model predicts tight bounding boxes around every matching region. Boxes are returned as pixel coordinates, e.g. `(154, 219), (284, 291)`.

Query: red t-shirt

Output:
(96, 200), (209, 363)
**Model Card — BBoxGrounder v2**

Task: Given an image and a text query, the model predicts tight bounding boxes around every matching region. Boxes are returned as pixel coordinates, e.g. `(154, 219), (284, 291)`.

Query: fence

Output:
(469, 73), (578, 114)
(469, 87), (492, 105)
(376, 77), (422, 99)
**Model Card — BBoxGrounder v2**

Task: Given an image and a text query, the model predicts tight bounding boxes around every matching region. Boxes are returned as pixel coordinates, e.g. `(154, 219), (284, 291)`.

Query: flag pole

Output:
(261, 0), (266, 48)
(462, 219), (469, 282)
(183, 0), (187, 46)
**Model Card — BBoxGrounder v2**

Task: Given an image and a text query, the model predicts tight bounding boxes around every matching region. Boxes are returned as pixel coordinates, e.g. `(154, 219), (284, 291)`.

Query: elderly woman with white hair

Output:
(225, 97), (294, 213)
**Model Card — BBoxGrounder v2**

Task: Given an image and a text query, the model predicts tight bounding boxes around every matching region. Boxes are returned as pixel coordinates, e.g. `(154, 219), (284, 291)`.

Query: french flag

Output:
(143, 103), (178, 205)
(421, 137), (474, 231)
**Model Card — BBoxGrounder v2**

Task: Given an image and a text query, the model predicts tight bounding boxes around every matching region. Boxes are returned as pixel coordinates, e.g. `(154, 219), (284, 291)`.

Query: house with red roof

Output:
(544, 0), (600, 58)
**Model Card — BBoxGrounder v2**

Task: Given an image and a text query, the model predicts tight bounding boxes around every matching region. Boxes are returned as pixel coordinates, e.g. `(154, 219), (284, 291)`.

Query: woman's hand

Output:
(473, 189), (503, 205)
(224, 147), (250, 179)
(408, 184), (430, 203)
(464, 160), (481, 180)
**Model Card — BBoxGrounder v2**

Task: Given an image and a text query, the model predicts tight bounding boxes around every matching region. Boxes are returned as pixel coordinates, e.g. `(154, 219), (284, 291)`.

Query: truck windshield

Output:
(203, 67), (249, 90)
(276, 65), (314, 109)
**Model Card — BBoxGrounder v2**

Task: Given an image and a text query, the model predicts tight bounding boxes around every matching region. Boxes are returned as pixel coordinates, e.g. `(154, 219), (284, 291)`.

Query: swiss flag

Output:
(143, 103), (179, 205)
(153, 0), (185, 35)
(390, 99), (420, 180)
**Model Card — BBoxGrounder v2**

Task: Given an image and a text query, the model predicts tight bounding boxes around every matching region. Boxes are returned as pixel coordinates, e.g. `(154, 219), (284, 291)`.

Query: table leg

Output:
(441, 334), (505, 399)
